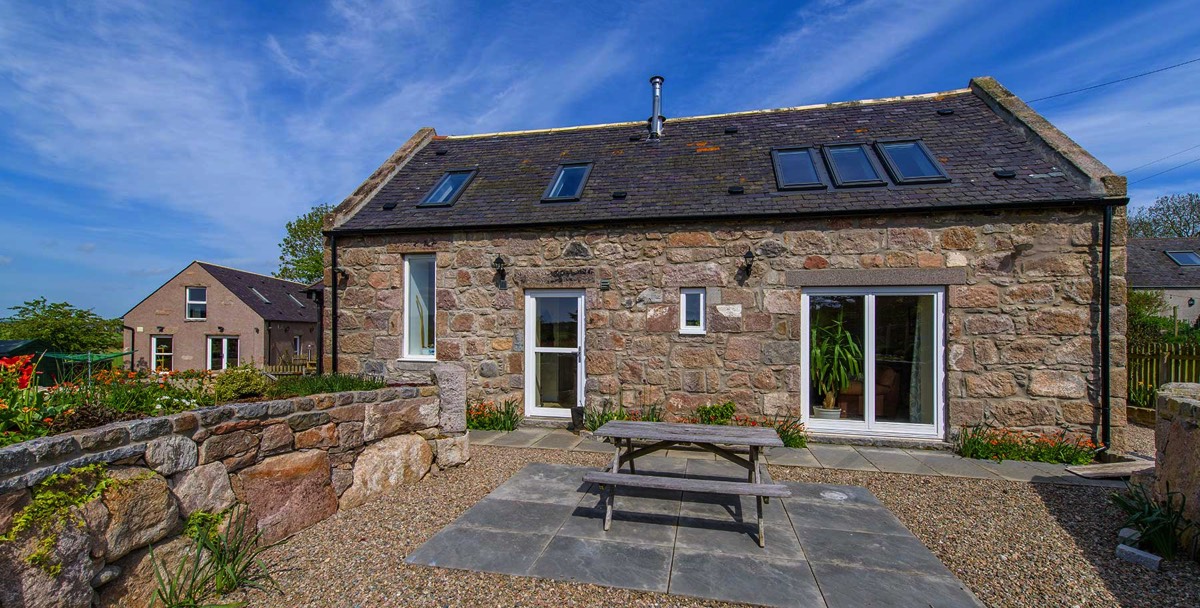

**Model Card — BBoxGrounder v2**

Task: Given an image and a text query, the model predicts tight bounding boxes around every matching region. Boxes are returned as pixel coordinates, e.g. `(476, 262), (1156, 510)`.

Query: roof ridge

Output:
(195, 261), (308, 286)
(443, 88), (972, 140)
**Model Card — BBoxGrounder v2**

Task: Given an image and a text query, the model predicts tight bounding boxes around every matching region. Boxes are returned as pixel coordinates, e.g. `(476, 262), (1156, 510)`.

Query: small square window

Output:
(543, 163), (592, 202)
(876, 140), (949, 183)
(1167, 251), (1200, 266)
(186, 287), (207, 320)
(420, 170), (476, 206)
(823, 145), (885, 187)
(771, 148), (824, 190)
(680, 288), (706, 334)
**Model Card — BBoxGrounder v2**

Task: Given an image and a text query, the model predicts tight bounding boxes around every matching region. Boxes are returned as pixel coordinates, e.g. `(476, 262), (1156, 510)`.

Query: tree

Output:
(1128, 193), (1200, 238)
(275, 203), (332, 284)
(0, 298), (122, 352)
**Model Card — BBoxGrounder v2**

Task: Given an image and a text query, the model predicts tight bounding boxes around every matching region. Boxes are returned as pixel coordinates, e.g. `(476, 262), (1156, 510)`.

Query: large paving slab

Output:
(808, 443), (880, 472)
(407, 461), (983, 607)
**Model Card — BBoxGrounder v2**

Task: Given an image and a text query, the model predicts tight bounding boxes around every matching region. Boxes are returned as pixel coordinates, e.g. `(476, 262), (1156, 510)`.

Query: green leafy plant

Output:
(695, 401), (736, 425)
(152, 506), (281, 607)
(955, 426), (1096, 465)
(149, 540), (225, 608)
(0, 464), (118, 576)
(265, 373), (385, 399)
(730, 413), (808, 448)
(810, 312), (864, 409)
(212, 366), (270, 403)
(1128, 381), (1158, 410)
(1111, 482), (1197, 560)
(466, 398), (522, 431)
(582, 403), (663, 432)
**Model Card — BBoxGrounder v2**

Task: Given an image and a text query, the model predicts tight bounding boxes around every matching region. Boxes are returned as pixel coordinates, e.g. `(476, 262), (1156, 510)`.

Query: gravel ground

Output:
(235, 445), (1200, 608)
(1124, 423), (1157, 460)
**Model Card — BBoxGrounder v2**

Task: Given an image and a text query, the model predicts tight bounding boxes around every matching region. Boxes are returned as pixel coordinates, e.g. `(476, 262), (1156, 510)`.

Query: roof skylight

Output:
(823, 144), (885, 187)
(250, 287), (270, 303)
(543, 163), (592, 202)
(771, 148), (824, 190)
(876, 140), (948, 183)
(1166, 251), (1200, 266)
(420, 170), (476, 206)
(288, 294), (305, 308)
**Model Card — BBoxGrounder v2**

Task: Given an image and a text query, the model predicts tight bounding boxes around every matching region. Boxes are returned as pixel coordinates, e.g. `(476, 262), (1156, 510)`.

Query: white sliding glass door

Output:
(524, 290), (585, 418)
(801, 287), (944, 438)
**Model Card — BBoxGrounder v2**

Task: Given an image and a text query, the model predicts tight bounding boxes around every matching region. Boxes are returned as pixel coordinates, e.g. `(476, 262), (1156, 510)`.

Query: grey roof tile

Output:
(1128, 238), (1200, 289)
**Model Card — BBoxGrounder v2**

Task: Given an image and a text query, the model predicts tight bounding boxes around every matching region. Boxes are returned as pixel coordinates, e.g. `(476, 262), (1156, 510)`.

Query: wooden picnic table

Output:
(583, 420), (790, 547)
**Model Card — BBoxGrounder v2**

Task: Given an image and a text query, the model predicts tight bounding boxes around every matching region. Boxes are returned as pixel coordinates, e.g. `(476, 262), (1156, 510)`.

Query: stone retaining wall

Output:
(1153, 383), (1200, 556)
(0, 363), (468, 607)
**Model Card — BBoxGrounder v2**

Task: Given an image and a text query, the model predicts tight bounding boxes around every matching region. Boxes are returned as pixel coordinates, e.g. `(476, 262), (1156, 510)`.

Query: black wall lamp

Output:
(492, 255), (508, 289)
(742, 247), (756, 271)
(1190, 298), (1196, 307)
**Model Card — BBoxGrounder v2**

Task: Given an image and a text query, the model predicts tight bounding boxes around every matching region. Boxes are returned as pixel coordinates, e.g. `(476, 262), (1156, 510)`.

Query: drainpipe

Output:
(1098, 203), (1114, 455)
(330, 235), (339, 374)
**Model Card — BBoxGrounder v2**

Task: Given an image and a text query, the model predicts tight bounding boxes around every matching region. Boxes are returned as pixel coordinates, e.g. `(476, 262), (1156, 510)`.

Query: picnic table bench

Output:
(582, 420), (791, 547)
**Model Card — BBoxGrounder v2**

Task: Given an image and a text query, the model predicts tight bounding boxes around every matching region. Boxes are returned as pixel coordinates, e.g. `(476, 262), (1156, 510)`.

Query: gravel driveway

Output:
(236, 445), (1199, 608)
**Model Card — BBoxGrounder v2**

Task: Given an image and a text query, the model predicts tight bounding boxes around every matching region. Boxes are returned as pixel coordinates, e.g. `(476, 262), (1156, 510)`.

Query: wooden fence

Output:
(262, 358), (317, 376)
(1128, 343), (1200, 408)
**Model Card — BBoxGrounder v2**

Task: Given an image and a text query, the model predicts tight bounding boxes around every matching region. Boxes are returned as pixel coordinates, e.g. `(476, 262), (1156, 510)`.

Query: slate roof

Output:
(196, 263), (317, 323)
(1128, 238), (1200, 289)
(335, 85), (1110, 234)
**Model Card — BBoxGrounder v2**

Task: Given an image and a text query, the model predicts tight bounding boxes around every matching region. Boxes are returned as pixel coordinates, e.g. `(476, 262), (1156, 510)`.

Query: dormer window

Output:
(542, 163), (592, 202)
(823, 144), (886, 187)
(1167, 251), (1200, 266)
(420, 170), (476, 206)
(876, 140), (949, 183)
(771, 148), (824, 190)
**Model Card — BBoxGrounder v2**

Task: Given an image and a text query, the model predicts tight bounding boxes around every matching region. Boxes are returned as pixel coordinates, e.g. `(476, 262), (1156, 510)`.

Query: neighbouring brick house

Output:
(124, 262), (319, 371)
(322, 77), (1129, 448)
(1128, 237), (1200, 325)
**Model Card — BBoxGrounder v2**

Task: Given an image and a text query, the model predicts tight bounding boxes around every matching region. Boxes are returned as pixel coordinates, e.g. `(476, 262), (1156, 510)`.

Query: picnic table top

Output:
(592, 420), (783, 447)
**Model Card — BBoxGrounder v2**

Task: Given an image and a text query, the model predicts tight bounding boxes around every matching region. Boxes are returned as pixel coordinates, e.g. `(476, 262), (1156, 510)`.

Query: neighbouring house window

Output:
(151, 336), (173, 371)
(186, 287), (207, 320)
(293, 335), (302, 356)
(1166, 251), (1200, 266)
(680, 288), (706, 334)
(823, 144), (885, 187)
(542, 163), (592, 201)
(420, 170), (476, 206)
(875, 140), (949, 183)
(404, 254), (437, 359)
(208, 336), (239, 370)
(771, 148), (824, 189)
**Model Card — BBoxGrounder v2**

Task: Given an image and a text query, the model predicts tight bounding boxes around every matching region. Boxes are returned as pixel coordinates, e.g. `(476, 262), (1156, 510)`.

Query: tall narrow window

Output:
(151, 336), (173, 371)
(823, 145), (885, 187)
(420, 170), (475, 206)
(542, 163), (592, 202)
(404, 254), (437, 359)
(771, 148), (824, 189)
(875, 140), (948, 183)
(680, 288), (706, 334)
(186, 287), (207, 320)
(293, 335), (302, 356)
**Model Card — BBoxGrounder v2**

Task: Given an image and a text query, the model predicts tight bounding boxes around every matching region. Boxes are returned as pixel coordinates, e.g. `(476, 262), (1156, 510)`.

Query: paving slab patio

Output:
(406, 461), (984, 607)
(467, 430), (1127, 487)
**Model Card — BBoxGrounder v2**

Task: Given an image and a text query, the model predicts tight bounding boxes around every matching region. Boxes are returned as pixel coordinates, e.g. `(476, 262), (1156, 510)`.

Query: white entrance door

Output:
(800, 286), (945, 438)
(524, 290), (585, 418)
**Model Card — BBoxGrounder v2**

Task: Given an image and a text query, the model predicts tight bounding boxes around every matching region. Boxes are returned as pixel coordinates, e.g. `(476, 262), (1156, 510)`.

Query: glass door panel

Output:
(874, 295), (935, 425)
(808, 295), (866, 421)
(525, 291), (584, 417)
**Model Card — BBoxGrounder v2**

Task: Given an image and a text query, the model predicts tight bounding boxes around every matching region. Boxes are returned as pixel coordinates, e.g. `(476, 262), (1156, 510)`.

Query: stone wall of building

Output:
(326, 206), (1126, 445)
(0, 364), (467, 607)
(1152, 383), (1200, 555)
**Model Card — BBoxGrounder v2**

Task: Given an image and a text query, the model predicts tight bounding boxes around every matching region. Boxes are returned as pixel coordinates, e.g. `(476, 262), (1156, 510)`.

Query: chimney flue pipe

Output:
(649, 75), (664, 138)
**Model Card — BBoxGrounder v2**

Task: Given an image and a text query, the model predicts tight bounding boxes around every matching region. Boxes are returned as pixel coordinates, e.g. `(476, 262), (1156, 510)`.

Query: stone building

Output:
(1127, 237), (1200, 325)
(322, 77), (1128, 447)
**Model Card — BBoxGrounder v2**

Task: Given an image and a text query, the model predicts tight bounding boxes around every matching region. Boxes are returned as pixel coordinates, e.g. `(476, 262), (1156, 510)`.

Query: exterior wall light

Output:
(743, 247), (756, 271)
(1190, 298), (1196, 307)
(492, 255), (508, 289)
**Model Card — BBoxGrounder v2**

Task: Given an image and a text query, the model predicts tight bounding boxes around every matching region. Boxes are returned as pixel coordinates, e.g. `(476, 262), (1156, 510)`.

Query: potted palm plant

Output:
(810, 313), (864, 419)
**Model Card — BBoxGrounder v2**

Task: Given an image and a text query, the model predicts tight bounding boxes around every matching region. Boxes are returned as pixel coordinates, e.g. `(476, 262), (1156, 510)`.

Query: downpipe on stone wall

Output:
(1097, 202), (1114, 456)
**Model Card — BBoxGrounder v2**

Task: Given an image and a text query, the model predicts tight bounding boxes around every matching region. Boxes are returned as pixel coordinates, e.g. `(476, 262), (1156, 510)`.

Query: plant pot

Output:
(569, 406), (585, 432)
(812, 406), (842, 420)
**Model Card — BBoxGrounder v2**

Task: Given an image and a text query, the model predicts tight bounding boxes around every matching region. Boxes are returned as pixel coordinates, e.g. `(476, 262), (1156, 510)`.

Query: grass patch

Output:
(955, 426), (1096, 465)
(265, 374), (385, 399)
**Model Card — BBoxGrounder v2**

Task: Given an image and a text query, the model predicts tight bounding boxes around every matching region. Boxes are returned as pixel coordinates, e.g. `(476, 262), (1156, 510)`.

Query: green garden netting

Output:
(40, 351), (131, 363)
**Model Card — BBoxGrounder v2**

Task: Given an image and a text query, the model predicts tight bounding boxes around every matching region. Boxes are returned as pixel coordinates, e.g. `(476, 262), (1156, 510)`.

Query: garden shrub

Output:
(466, 398), (522, 431)
(212, 365), (269, 403)
(955, 426), (1096, 465)
(694, 401), (736, 425)
(265, 373), (385, 399)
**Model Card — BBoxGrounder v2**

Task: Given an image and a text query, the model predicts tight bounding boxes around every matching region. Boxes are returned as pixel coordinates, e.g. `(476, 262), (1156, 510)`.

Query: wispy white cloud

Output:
(0, 256), (12, 266)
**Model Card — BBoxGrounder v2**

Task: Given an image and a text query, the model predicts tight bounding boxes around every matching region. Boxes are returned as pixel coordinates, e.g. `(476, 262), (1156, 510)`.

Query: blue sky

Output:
(1, 0), (1198, 318)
